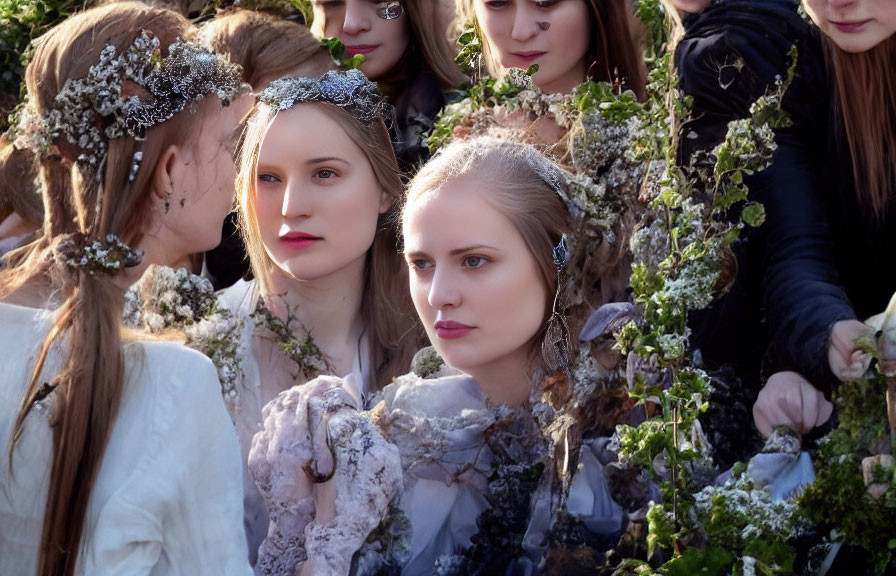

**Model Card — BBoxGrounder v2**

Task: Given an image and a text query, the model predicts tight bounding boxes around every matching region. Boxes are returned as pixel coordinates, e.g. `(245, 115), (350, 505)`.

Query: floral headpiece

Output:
(258, 69), (389, 124)
(14, 30), (244, 177)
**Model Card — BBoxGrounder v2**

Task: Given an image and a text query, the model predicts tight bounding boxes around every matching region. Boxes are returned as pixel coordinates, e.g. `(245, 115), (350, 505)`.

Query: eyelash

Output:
(463, 255), (489, 268)
(258, 173), (281, 184)
(314, 169), (338, 180)
(484, 1), (559, 8)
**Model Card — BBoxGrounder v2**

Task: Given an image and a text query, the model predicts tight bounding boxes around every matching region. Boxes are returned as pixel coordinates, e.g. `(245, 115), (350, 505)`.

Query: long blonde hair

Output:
(237, 99), (420, 387)
(455, 0), (646, 98)
(825, 34), (896, 220)
(1, 4), (227, 575)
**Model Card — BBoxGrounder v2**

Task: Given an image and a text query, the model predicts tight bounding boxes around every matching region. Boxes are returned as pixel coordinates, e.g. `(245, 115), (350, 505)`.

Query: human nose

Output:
(342, 0), (371, 35)
(827, 0), (856, 10)
(281, 179), (311, 218)
(428, 266), (462, 310)
(510, 3), (540, 42)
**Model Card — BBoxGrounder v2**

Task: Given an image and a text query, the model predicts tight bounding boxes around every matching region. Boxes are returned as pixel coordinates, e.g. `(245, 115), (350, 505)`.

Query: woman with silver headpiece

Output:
(251, 137), (631, 575)
(214, 69), (424, 568)
(0, 2), (254, 575)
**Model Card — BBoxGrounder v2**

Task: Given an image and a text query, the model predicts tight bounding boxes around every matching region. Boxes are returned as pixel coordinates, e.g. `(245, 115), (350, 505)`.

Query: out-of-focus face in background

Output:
(312, 0), (411, 80)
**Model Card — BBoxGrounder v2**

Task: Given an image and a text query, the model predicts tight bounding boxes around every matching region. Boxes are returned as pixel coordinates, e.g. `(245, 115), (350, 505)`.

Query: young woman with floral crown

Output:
(250, 137), (635, 575)
(427, 1), (648, 314)
(199, 8), (336, 289)
(308, 0), (467, 170)
(213, 68), (422, 566)
(0, 2), (254, 575)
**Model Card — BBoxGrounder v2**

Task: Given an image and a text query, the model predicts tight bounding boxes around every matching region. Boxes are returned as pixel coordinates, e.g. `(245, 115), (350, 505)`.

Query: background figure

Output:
(199, 8), (336, 290)
(0, 136), (40, 259)
(0, 2), (252, 575)
(310, 0), (467, 170)
(670, 0), (827, 454)
(456, 0), (646, 97)
(227, 69), (422, 565)
(752, 0), (896, 434)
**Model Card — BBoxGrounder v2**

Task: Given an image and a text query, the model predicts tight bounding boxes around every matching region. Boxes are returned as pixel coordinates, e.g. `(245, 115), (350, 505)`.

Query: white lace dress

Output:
(0, 301), (251, 576)
(216, 279), (371, 566)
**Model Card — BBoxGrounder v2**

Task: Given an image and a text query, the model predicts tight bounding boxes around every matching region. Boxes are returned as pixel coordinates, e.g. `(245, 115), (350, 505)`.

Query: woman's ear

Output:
(379, 189), (393, 214)
(151, 144), (182, 202)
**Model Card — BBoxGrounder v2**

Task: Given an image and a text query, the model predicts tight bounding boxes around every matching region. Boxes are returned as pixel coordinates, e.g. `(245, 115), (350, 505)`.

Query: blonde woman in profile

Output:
(0, 2), (253, 575)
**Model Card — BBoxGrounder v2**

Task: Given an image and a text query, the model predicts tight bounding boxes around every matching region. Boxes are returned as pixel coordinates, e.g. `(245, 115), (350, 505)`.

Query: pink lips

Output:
(344, 44), (378, 56)
(434, 320), (474, 340)
(509, 51), (546, 66)
(279, 231), (321, 249)
(830, 19), (871, 32)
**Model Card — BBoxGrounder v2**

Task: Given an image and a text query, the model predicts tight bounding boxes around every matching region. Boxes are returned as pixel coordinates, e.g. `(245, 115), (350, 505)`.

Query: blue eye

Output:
(410, 259), (433, 271)
(258, 173), (281, 183)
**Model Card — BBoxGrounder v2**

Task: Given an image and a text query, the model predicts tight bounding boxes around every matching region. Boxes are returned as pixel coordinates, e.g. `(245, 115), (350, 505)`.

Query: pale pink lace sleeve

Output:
(249, 376), (403, 576)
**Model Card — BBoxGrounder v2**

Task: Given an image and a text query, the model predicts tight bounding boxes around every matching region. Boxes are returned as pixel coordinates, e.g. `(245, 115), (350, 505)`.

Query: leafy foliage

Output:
(797, 369), (896, 574)
(0, 0), (86, 129)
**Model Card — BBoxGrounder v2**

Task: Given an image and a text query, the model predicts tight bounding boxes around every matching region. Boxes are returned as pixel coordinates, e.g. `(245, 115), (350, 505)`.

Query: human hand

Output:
(752, 371), (833, 438)
(828, 319), (874, 382)
(249, 376), (360, 576)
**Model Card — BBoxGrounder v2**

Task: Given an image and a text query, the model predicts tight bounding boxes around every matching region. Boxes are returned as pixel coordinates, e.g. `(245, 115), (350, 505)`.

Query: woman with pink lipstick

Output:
(251, 137), (630, 574)
(308, 0), (466, 170)
(218, 69), (422, 566)
(457, 0), (645, 97)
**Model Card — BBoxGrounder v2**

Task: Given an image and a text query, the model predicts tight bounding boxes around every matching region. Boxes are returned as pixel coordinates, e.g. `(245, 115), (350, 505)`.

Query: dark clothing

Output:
(385, 62), (445, 175)
(675, 0), (892, 394)
(204, 213), (251, 291)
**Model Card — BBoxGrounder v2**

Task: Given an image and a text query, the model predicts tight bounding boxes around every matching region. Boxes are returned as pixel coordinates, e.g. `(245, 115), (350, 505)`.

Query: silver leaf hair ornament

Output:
(258, 69), (389, 125)
(14, 30), (244, 176)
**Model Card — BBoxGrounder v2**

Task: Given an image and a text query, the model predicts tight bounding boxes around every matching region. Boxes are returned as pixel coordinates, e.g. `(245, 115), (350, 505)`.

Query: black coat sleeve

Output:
(676, 0), (855, 393)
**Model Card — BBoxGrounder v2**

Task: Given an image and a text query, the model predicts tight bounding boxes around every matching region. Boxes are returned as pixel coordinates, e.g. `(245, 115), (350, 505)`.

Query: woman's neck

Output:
(263, 258), (367, 377)
(466, 353), (536, 408)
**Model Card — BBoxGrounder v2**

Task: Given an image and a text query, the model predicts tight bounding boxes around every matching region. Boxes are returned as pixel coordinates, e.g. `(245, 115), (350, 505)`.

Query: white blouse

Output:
(0, 301), (252, 576)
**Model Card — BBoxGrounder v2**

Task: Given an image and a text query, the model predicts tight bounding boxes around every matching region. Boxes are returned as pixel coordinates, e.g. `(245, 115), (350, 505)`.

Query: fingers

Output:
(305, 382), (359, 483)
(754, 371), (830, 437)
(829, 320), (874, 381)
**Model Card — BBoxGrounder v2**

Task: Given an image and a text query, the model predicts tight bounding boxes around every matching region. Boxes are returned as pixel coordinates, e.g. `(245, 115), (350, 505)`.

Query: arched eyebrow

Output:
(448, 245), (498, 255)
(305, 156), (349, 165)
(405, 245), (500, 259)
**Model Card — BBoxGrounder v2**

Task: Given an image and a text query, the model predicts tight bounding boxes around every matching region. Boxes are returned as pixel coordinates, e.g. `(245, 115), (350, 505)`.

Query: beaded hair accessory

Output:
(14, 30), (244, 176)
(53, 233), (144, 274)
(258, 69), (389, 125)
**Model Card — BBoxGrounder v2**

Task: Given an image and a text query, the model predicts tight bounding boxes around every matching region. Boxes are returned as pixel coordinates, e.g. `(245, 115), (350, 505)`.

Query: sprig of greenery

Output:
(612, 38), (797, 576)
(320, 36), (364, 70)
(797, 368), (896, 574)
